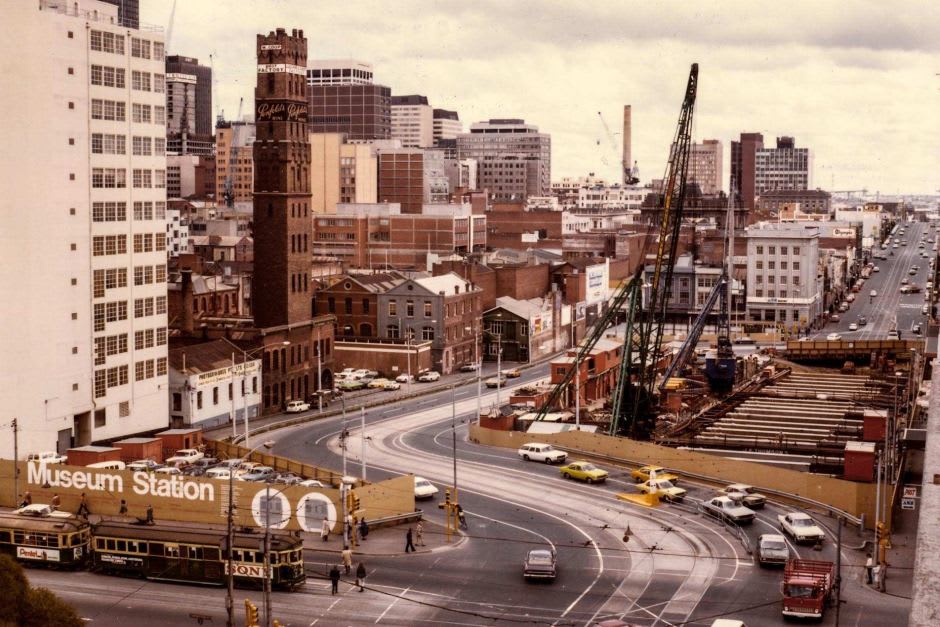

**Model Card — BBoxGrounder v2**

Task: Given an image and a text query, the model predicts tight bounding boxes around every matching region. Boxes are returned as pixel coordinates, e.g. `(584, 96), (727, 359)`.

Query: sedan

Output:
(873, 266), (880, 272)
(126, 459), (163, 472)
(502, 368), (522, 378)
(630, 465), (679, 484)
(829, 314), (841, 322)
(757, 533), (790, 567)
(559, 461), (609, 484)
(381, 380), (401, 391)
(459, 363), (480, 372)
(367, 378), (392, 389)
(395, 373), (415, 383)
(826, 333), (842, 341)
(848, 323), (859, 331)
(702, 496), (755, 525)
(239, 466), (276, 482)
(485, 375), (507, 388)
(417, 371), (441, 382)
(637, 479), (686, 502)
(778, 512), (825, 544)
(523, 548), (557, 580)
(720, 483), (767, 509)
(414, 476), (439, 500)
(869, 290), (877, 298)
(336, 379), (366, 391)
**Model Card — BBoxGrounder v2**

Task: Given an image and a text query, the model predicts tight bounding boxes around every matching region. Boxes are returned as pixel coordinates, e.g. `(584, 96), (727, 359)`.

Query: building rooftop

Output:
(433, 109), (459, 121)
(415, 272), (477, 296)
(168, 338), (257, 375)
(391, 95), (429, 106)
(342, 272), (406, 293)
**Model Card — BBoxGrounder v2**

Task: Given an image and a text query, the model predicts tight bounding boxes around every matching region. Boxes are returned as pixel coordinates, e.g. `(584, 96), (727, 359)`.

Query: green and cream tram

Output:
(91, 521), (305, 590)
(0, 507), (90, 568)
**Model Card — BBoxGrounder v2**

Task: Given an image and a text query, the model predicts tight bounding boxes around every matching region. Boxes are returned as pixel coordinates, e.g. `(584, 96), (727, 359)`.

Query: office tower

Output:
(165, 55), (213, 156)
(732, 133), (812, 209)
(689, 139), (723, 195)
(253, 27), (333, 412)
(433, 109), (462, 146)
(306, 59), (390, 139)
(309, 133), (377, 214)
(215, 121), (255, 205)
(730, 132), (764, 208)
(99, 0), (138, 28)
(391, 95), (434, 148)
(456, 119), (551, 202)
(1, 1), (168, 456)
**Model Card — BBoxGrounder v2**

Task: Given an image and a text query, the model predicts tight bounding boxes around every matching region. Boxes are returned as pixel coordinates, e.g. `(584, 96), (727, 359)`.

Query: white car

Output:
(154, 466), (183, 476)
(848, 323), (859, 331)
(285, 399), (311, 413)
(381, 380), (401, 391)
(701, 496), (755, 525)
(719, 483), (767, 509)
(299, 479), (329, 488)
(777, 512), (826, 544)
(414, 476), (439, 500)
(26, 451), (68, 465)
(873, 266), (880, 272)
(165, 448), (204, 466)
(869, 290), (877, 297)
(518, 443), (567, 464)
(395, 373), (415, 383)
(417, 371), (440, 382)
(757, 533), (790, 567)
(826, 333), (842, 341)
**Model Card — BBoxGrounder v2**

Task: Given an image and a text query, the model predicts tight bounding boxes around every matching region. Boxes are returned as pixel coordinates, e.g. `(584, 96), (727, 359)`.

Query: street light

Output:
(233, 341), (289, 448)
(226, 439), (275, 627)
(466, 324), (481, 420)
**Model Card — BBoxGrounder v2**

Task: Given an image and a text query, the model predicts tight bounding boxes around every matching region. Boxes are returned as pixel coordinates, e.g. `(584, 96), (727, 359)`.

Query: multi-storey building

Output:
(433, 109), (462, 146)
(99, 0), (138, 28)
(732, 134), (812, 210)
(391, 95), (434, 148)
(310, 133), (377, 213)
(314, 273), (405, 339)
(689, 139), (723, 195)
(377, 149), (425, 213)
(166, 207), (189, 256)
(457, 119), (551, 202)
(215, 121), (255, 205)
(730, 132), (764, 209)
(745, 223), (822, 329)
(306, 59), (390, 140)
(165, 55), (213, 156)
(757, 189), (831, 214)
(252, 27), (334, 412)
(1, 1), (168, 457)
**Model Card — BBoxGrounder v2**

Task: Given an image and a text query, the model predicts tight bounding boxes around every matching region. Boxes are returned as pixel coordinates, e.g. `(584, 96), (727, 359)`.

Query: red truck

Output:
(782, 559), (834, 619)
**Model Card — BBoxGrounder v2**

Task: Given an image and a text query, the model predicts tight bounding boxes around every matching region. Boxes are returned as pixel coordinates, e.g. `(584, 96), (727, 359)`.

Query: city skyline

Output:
(147, 0), (938, 195)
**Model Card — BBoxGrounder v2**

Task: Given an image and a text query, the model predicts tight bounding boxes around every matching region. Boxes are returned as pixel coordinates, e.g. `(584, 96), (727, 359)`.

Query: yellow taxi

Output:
(559, 461), (609, 484)
(630, 465), (679, 484)
(636, 478), (687, 502)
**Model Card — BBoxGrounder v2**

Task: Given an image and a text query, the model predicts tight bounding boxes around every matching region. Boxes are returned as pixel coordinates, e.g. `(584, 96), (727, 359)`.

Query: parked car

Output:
(354, 369), (379, 379)
(285, 399), (311, 413)
(381, 380), (401, 391)
(829, 314), (841, 322)
(26, 451), (68, 465)
(719, 483), (767, 509)
(637, 479), (687, 502)
(757, 534), (790, 567)
(778, 512), (826, 544)
(336, 379), (366, 391)
(523, 548), (557, 580)
(239, 466), (276, 482)
(205, 467), (232, 480)
(154, 466), (183, 476)
(417, 371), (441, 382)
(299, 479), (329, 488)
(186, 457), (220, 476)
(701, 496), (755, 525)
(126, 459), (163, 472)
(559, 461), (609, 484)
(518, 443), (567, 464)
(873, 266), (880, 272)
(485, 375), (507, 388)
(395, 373), (415, 383)
(368, 378), (392, 389)
(165, 448), (204, 466)
(414, 476), (439, 500)
(848, 323), (858, 331)
(459, 363), (480, 372)
(502, 368), (522, 378)
(631, 465), (679, 483)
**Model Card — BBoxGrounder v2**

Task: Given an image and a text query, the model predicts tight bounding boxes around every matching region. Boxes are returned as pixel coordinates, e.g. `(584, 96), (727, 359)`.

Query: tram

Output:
(91, 521), (306, 590)
(0, 505), (91, 568)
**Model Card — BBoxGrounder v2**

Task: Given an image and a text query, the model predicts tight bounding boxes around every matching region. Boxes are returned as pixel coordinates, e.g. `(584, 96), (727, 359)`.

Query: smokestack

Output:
(181, 268), (195, 335)
(622, 105), (632, 186)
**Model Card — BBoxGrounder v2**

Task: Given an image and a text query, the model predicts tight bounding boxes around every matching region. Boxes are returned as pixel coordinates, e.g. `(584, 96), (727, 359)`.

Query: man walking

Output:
(359, 518), (369, 541)
(356, 562), (366, 592)
(321, 517), (330, 542)
(415, 521), (425, 546)
(405, 527), (416, 553)
(342, 547), (353, 574)
(865, 553), (874, 585)
(329, 564), (341, 595)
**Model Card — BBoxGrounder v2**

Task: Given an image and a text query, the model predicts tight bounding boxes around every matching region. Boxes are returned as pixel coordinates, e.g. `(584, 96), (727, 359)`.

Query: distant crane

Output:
(831, 189), (868, 197)
(597, 111), (639, 185)
(165, 0), (178, 51)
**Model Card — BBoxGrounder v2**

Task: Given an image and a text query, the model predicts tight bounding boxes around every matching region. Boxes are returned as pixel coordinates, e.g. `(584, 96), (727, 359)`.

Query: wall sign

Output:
(255, 101), (308, 123)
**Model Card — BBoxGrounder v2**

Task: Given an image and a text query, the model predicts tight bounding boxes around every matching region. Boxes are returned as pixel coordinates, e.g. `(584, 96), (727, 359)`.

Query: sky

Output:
(145, 0), (939, 195)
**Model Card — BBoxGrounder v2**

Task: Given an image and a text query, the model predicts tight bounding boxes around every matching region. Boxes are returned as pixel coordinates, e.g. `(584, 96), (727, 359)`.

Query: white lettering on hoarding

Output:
(27, 463), (214, 502)
(224, 562), (271, 578)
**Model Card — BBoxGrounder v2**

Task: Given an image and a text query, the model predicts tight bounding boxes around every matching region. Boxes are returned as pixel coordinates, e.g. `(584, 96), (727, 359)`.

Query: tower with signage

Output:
(253, 28), (312, 329)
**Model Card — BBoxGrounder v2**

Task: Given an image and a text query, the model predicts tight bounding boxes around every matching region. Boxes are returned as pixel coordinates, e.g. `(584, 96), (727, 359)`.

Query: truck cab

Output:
(782, 559), (834, 619)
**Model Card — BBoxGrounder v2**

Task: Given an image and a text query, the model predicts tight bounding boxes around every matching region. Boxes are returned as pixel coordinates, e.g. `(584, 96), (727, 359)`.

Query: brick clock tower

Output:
(252, 28), (334, 413)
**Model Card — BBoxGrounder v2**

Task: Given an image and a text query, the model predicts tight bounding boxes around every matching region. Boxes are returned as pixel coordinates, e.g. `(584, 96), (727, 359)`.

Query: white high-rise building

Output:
(306, 59), (374, 86)
(0, 1), (169, 459)
(391, 95), (434, 148)
(432, 109), (462, 146)
(689, 139), (723, 195)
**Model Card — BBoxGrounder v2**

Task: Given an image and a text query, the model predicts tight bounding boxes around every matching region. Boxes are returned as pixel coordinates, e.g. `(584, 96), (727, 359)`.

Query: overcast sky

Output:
(146, 0), (938, 195)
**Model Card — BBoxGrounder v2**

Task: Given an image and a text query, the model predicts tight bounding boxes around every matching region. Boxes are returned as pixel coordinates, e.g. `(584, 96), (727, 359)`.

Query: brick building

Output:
(306, 59), (391, 140)
(377, 273), (482, 374)
(377, 149), (424, 213)
(485, 206), (563, 250)
(432, 259), (551, 309)
(550, 338), (623, 409)
(313, 273), (404, 339)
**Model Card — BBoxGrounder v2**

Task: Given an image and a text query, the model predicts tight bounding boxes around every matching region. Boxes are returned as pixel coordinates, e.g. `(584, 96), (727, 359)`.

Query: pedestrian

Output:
(342, 547), (353, 574)
(405, 527), (416, 553)
(321, 517), (330, 542)
(356, 562), (366, 592)
(51, 493), (60, 511)
(415, 521), (425, 546)
(20, 491), (32, 508)
(77, 492), (90, 518)
(350, 516), (359, 544)
(145, 504), (154, 525)
(359, 518), (369, 541)
(119, 499), (128, 515)
(329, 564), (340, 595)
(456, 504), (468, 530)
(865, 553), (874, 585)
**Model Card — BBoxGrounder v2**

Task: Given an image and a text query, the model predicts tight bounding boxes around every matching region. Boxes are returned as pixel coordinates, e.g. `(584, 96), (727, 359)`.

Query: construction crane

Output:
(597, 111), (639, 185)
(535, 65), (699, 439)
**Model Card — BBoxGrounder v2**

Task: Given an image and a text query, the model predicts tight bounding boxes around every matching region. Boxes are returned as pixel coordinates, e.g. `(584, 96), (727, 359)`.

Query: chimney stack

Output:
(622, 105), (632, 186)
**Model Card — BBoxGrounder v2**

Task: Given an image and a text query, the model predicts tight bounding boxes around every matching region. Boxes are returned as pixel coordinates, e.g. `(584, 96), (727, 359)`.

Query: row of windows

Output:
(93, 365), (129, 398)
(91, 65), (124, 88)
(92, 201), (126, 222)
(92, 133), (125, 155)
(135, 357), (168, 382)
(755, 260), (801, 270)
(754, 275), (802, 285)
(754, 245), (802, 255)
(131, 70), (165, 93)
(753, 290), (799, 299)
(193, 377), (259, 410)
(93, 268), (128, 298)
(92, 168), (126, 188)
(92, 99), (126, 121)
(133, 169), (166, 189)
(134, 327), (167, 350)
(134, 201), (167, 221)
(133, 103), (166, 124)
(93, 333), (129, 365)
(92, 235), (127, 257)
(93, 301), (128, 332)
(90, 30), (124, 55)
(133, 264), (167, 286)
(134, 296), (167, 319)
(133, 233), (167, 254)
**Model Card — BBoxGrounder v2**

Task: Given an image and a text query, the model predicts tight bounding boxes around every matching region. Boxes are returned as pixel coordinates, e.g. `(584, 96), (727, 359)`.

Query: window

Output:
(793, 247), (800, 255)
(153, 42), (165, 60)
(92, 202), (127, 222)
(768, 261), (775, 270)
(755, 260), (763, 270)
(755, 289), (763, 297)
(781, 261), (788, 270)
(92, 168), (126, 188)
(387, 325), (400, 339)
(406, 300), (415, 317)
(155, 296), (167, 315)
(781, 246), (788, 255)
(90, 31), (124, 54)
(154, 138), (166, 155)
(388, 300), (397, 316)
(154, 170), (166, 188)
(154, 106), (166, 125)
(92, 134), (126, 155)
(156, 328), (167, 345)
(213, 387), (219, 405)
(132, 136), (152, 156)
(131, 38), (151, 59)
(132, 103), (152, 124)
(793, 261), (800, 270)
(768, 246), (776, 255)
(131, 71), (151, 92)
(94, 370), (106, 398)
(422, 326), (435, 341)
(327, 297), (335, 313)
(133, 169), (152, 188)
(91, 99), (126, 121)
(344, 298), (353, 314)
(424, 302), (432, 318)
(362, 298), (370, 314)
(793, 276), (800, 285)
(154, 74), (165, 94)
(91, 65), (125, 88)
(756, 246), (763, 254)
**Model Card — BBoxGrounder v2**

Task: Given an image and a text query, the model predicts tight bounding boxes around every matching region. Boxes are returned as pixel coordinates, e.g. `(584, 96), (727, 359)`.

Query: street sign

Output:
(903, 486), (918, 499)
(901, 498), (916, 510)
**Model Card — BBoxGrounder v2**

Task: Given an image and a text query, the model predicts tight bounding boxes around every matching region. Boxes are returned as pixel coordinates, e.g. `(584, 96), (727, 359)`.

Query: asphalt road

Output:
(815, 220), (934, 340)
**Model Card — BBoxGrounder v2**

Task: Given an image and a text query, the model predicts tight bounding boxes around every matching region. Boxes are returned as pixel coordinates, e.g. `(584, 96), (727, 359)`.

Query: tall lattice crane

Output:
(535, 64), (699, 440)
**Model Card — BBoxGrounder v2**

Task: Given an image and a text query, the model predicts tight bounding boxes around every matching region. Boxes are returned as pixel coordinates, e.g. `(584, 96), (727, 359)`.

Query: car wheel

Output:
(562, 473), (570, 480)
(586, 477), (593, 485)
(523, 455), (530, 461)
(544, 457), (552, 464)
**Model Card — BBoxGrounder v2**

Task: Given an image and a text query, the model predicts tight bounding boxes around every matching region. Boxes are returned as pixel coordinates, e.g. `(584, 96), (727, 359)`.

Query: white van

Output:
(87, 460), (126, 470)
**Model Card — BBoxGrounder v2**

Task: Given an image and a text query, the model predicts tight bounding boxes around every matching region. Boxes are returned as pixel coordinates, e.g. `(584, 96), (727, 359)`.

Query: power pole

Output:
(12, 419), (18, 507)
(452, 385), (458, 508)
(834, 516), (843, 626)
(360, 406), (366, 481)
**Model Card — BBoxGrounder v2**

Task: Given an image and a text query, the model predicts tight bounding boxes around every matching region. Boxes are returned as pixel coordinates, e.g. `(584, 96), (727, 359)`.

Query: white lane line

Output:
(374, 585), (410, 623)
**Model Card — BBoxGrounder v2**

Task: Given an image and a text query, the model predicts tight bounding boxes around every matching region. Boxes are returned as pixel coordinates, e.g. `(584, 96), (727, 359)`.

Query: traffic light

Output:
(244, 600), (259, 627)
(439, 489), (451, 510)
(352, 492), (361, 513)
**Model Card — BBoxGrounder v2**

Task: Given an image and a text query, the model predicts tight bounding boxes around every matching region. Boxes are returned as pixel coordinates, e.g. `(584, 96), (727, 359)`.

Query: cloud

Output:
(146, 0), (939, 193)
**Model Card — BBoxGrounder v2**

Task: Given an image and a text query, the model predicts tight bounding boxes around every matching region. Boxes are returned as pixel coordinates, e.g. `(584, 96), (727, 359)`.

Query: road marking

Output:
(375, 586), (410, 623)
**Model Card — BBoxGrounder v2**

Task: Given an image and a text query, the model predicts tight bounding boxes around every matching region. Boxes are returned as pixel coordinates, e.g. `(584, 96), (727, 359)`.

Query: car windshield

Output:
(762, 539), (787, 550)
(791, 517), (814, 527)
(657, 480), (675, 489)
(580, 464), (596, 471)
(785, 584), (818, 598)
(416, 481), (431, 488)
(527, 551), (553, 564)
(542, 446), (555, 452)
